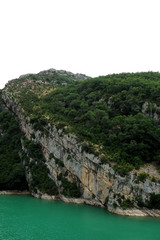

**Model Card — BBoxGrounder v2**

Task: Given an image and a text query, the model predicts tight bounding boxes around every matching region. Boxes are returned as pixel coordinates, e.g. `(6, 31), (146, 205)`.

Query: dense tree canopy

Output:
(4, 72), (160, 174)
(0, 97), (28, 190)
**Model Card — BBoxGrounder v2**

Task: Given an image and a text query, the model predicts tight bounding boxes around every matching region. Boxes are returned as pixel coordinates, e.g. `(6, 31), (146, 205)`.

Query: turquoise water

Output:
(0, 195), (160, 240)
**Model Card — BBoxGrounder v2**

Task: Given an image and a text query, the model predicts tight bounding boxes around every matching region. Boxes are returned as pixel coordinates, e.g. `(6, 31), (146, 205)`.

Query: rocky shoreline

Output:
(1, 190), (160, 217)
(0, 190), (30, 195)
(32, 192), (103, 207)
(108, 206), (160, 217)
(32, 192), (160, 217)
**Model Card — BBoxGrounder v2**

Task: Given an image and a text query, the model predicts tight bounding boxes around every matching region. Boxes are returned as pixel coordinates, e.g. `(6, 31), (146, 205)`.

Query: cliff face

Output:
(2, 91), (160, 217)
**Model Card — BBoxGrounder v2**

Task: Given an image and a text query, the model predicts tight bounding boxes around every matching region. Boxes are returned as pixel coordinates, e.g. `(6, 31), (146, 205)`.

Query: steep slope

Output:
(1, 70), (160, 216)
(0, 92), (28, 190)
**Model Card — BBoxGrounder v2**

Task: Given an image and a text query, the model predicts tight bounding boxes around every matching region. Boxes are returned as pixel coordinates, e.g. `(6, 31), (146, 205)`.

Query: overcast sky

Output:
(0, 0), (160, 89)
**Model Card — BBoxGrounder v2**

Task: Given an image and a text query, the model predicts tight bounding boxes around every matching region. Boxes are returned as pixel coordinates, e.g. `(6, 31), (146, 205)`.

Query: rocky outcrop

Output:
(142, 101), (160, 121)
(37, 68), (90, 81)
(19, 68), (90, 82)
(2, 91), (160, 217)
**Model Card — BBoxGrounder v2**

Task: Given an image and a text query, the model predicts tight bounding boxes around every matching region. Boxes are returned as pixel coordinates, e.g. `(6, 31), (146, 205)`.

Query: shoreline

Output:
(1, 191), (160, 217)
(31, 192), (104, 207)
(32, 192), (160, 218)
(108, 206), (160, 217)
(0, 190), (30, 195)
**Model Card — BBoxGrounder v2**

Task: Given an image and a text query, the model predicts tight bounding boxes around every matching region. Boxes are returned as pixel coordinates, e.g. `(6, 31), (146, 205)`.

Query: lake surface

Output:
(0, 195), (160, 240)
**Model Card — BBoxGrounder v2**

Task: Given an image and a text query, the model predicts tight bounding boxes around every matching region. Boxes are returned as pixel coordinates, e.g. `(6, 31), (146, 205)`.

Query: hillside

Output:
(1, 70), (160, 216)
(4, 71), (160, 174)
(0, 91), (28, 190)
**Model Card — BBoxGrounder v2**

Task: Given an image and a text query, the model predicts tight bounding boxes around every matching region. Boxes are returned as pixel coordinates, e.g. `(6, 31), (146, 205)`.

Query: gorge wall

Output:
(2, 91), (160, 217)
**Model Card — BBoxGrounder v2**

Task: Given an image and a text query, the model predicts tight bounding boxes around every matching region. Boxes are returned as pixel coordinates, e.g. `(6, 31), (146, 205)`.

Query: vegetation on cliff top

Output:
(3, 71), (160, 175)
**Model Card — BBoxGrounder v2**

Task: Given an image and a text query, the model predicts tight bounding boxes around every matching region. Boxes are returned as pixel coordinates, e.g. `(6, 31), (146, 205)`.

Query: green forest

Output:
(0, 94), (27, 190)
(5, 71), (160, 176)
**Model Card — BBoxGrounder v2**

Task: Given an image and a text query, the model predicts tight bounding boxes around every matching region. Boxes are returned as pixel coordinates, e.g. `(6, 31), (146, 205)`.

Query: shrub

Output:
(137, 172), (148, 183)
(113, 163), (134, 177)
(81, 142), (95, 154)
(148, 193), (160, 209)
(104, 196), (109, 206)
(113, 202), (118, 208)
(120, 199), (134, 209)
(55, 158), (64, 167)
(151, 176), (157, 183)
(61, 177), (81, 198)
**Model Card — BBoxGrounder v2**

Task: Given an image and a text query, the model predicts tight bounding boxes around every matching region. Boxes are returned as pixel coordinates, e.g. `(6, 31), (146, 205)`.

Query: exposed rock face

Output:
(142, 101), (160, 121)
(2, 92), (160, 217)
(19, 68), (90, 81)
(38, 68), (90, 80)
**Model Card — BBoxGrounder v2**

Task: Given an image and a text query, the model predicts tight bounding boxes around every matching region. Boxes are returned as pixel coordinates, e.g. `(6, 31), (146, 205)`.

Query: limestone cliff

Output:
(2, 91), (160, 217)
